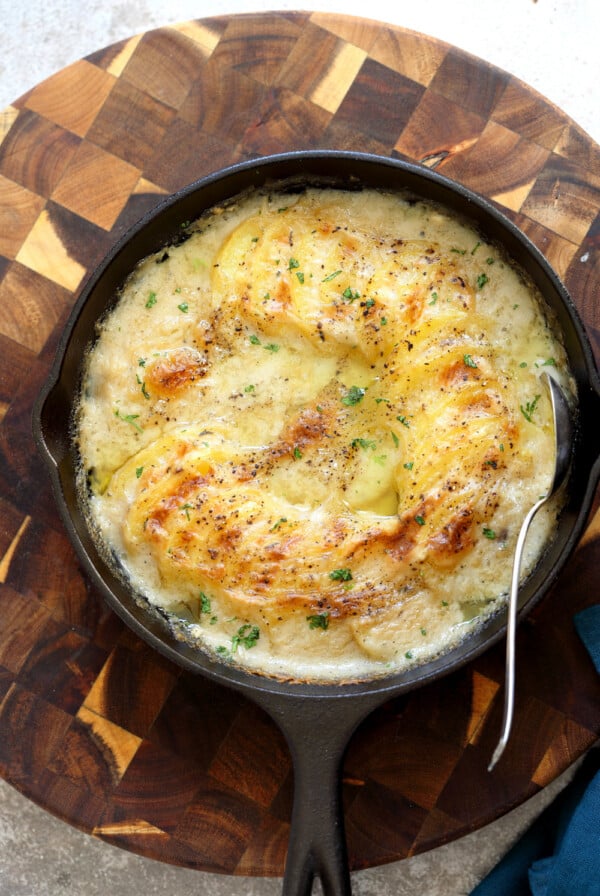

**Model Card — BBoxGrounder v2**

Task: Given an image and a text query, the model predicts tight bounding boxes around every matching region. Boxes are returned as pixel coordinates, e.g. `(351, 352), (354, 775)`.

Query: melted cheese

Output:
(76, 186), (574, 682)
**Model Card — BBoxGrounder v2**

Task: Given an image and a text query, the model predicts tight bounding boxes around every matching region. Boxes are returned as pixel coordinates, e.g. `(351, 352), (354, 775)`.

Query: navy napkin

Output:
(470, 605), (600, 896)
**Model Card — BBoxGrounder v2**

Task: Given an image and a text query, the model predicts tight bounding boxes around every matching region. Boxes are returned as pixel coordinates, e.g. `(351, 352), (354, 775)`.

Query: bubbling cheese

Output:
(76, 185), (574, 682)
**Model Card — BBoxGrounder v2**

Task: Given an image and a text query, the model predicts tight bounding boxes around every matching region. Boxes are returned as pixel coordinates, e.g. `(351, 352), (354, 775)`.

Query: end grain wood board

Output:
(0, 11), (599, 877)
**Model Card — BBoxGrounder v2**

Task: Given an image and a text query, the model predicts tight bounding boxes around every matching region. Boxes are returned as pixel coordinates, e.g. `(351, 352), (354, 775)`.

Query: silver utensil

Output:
(488, 371), (573, 771)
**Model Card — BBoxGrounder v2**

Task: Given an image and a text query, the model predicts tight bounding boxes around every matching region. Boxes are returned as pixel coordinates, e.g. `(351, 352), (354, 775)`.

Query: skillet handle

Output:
(282, 724), (350, 896)
(259, 693), (380, 896)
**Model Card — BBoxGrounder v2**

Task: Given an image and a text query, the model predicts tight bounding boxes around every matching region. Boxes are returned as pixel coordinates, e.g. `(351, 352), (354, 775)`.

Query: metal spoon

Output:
(488, 371), (573, 771)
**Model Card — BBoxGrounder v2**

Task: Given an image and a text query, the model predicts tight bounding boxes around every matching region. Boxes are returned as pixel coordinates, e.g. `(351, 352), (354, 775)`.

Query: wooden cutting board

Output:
(1, 11), (599, 877)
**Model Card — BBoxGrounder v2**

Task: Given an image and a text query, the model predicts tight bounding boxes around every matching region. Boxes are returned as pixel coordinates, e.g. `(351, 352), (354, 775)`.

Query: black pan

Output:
(32, 151), (600, 896)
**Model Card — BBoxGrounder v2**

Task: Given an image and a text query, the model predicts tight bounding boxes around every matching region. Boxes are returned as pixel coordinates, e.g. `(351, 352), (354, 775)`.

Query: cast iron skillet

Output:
(33, 151), (600, 895)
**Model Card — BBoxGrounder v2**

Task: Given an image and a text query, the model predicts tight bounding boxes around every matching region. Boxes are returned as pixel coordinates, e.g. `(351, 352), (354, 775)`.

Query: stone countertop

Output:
(0, 2), (598, 895)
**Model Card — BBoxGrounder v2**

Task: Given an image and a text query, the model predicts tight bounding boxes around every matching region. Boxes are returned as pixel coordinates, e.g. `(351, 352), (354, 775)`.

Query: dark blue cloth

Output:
(470, 605), (600, 896)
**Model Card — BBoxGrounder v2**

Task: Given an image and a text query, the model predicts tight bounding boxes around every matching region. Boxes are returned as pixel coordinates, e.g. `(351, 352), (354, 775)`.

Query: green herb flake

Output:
(296, 271), (305, 284)
(471, 241), (481, 255)
(396, 414), (410, 427)
(329, 567), (353, 582)
(200, 592), (212, 615)
(114, 409), (143, 433)
(429, 291), (438, 305)
(322, 269), (343, 282)
(351, 437), (376, 451)
(136, 374), (150, 399)
(135, 466), (144, 479)
(403, 461), (414, 471)
(231, 624), (260, 652)
(288, 257), (300, 270)
(415, 515), (426, 526)
(342, 385), (366, 406)
(177, 302), (189, 313)
(483, 527), (497, 540)
(391, 431), (399, 448)
(145, 291), (157, 308)
(405, 650), (414, 659)
(138, 358), (146, 367)
(264, 342), (280, 353)
(521, 394), (541, 422)
(342, 287), (360, 301)
(476, 273), (489, 290)
(249, 334), (261, 345)
(380, 316), (388, 326)
(293, 446), (303, 459)
(307, 612), (330, 631)
(244, 384), (256, 393)
(463, 354), (478, 369)
(181, 503), (193, 520)
(270, 517), (288, 531)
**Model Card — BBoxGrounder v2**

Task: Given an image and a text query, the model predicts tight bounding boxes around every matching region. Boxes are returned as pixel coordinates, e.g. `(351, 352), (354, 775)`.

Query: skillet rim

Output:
(32, 149), (600, 703)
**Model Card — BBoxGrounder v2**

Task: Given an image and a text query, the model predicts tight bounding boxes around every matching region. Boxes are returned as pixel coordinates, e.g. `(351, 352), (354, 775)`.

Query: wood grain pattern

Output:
(0, 11), (599, 877)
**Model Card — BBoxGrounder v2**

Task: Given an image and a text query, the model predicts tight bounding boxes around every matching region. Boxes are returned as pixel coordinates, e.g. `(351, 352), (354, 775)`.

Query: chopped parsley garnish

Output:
(483, 527), (496, 539)
(476, 273), (489, 290)
(329, 567), (353, 582)
(199, 592), (212, 615)
(145, 291), (157, 308)
(135, 466), (144, 479)
(231, 624), (260, 651)
(264, 342), (280, 352)
(429, 291), (438, 305)
(293, 446), (303, 459)
(471, 241), (481, 255)
(249, 334), (261, 345)
(296, 271), (305, 283)
(403, 461), (414, 470)
(464, 354), (478, 368)
(114, 409), (143, 432)
(415, 515), (426, 526)
(322, 269), (342, 282)
(351, 437), (376, 451)
(136, 374), (150, 399)
(288, 257), (300, 270)
(342, 287), (360, 301)
(244, 384), (256, 393)
(177, 302), (189, 313)
(521, 394), (541, 422)
(396, 414), (410, 427)
(342, 385), (366, 406)
(307, 612), (330, 630)
(181, 503), (193, 520)
(270, 517), (288, 531)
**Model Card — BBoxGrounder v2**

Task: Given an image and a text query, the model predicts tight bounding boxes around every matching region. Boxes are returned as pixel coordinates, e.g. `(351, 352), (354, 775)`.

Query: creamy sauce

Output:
(76, 186), (574, 682)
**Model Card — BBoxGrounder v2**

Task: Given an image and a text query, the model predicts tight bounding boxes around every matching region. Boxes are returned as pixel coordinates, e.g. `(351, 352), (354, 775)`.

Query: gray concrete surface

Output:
(1, 2), (598, 894)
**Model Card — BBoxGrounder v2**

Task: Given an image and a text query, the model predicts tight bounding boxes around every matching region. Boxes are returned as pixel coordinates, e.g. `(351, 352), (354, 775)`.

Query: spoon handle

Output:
(488, 493), (548, 771)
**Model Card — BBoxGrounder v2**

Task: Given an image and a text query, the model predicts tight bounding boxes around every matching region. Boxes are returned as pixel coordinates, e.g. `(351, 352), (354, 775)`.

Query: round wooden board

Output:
(1, 11), (600, 877)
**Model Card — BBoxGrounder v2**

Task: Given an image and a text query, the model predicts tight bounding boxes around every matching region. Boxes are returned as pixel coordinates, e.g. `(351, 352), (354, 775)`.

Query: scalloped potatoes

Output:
(76, 185), (573, 681)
